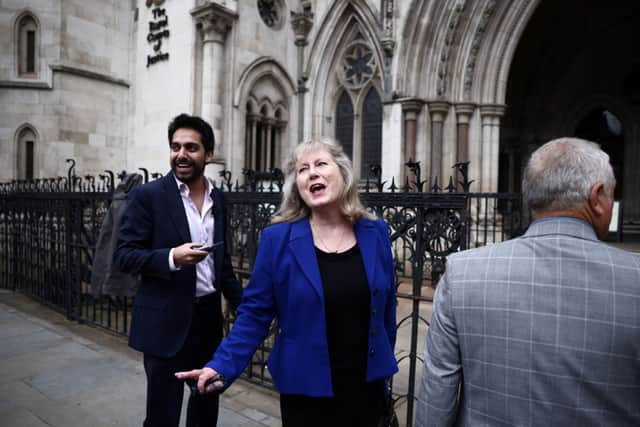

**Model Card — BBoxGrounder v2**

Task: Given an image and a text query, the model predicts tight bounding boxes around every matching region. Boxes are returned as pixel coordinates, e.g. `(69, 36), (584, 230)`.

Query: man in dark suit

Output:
(416, 137), (640, 426)
(114, 113), (242, 427)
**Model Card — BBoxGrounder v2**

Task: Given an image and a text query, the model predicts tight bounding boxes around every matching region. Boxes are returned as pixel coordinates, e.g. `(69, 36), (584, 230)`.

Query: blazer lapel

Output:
(211, 187), (225, 280)
(289, 218), (324, 298)
(355, 220), (377, 290)
(161, 173), (191, 243)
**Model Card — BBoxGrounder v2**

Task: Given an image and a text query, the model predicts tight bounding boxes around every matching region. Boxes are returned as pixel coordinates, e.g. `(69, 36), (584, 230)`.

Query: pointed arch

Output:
(306, 1), (385, 137)
(471, 0), (542, 104)
(14, 10), (41, 78)
(236, 57), (295, 174)
(234, 57), (296, 108)
(396, 0), (460, 99)
(14, 123), (40, 180)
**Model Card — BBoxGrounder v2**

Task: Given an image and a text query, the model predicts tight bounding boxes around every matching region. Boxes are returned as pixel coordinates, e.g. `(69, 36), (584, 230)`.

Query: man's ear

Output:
(588, 182), (607, 216)
(205, 151), (214, 163)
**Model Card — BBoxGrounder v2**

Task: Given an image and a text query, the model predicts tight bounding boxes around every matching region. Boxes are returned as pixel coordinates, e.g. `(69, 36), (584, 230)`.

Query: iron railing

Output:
(0, 159), (527, 426)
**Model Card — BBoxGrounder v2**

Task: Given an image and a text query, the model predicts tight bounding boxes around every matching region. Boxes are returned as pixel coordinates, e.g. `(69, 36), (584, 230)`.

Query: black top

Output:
(315, 244), (371, 392)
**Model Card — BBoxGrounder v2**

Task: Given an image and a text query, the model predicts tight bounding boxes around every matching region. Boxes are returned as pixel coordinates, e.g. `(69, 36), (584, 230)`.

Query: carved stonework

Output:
(257, 0), (284, 29)
(479, 103), (506, 118)
(290, 1), (314, 45)
(381, 0), (395, 56)
(191, 2), (238, 44)
(436, 1), (465, 97)
(463, 0), (496, 99)
(338, 40), (377, 90)
(428, 100), (451, 122)
(455, 102), (477, 124)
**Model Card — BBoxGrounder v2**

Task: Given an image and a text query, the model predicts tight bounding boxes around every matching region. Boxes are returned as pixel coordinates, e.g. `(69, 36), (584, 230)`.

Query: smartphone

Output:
(193, 241), (223, 252)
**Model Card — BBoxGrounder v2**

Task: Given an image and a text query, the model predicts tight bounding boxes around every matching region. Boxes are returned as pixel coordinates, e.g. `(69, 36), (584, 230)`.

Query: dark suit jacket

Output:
(114, 173), (242, 358)
(206, 217), (398, 396)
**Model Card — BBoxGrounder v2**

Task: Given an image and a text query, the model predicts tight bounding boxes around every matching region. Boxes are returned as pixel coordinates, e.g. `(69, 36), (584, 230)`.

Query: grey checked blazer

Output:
(416, 217), (640, 427)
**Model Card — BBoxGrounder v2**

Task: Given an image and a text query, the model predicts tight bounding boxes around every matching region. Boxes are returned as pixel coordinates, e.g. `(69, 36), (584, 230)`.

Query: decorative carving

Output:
(290, 1), (314, 45)
(436, 1), (465, 97)
(191, 2), (238, 44)
(257, 0), (283, 29)
(463, 0), (496, 99)
(381, 0), (395, 57)
(338, 41), (377, 90)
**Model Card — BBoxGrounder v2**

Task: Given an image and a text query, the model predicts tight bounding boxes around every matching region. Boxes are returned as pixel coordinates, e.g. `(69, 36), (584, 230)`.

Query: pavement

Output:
(0, 290), (281, 427)
(0, 281), (433, 427)
(1, 239), (636, 427)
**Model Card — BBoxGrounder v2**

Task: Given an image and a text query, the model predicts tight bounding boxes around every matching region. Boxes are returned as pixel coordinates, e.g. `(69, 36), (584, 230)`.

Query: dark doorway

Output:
(575, 109), (624, 199)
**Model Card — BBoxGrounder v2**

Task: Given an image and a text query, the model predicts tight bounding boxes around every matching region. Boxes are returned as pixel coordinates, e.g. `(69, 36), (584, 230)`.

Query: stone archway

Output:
(501, 0), (639, 219)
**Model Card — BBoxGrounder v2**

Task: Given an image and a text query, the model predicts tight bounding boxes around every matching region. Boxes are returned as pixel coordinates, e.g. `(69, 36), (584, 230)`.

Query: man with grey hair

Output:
(415, 137), (640, 426)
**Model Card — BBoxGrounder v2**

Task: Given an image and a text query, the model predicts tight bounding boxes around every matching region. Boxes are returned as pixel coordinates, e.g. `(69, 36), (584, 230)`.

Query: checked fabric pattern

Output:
(416, 217), (640, 427)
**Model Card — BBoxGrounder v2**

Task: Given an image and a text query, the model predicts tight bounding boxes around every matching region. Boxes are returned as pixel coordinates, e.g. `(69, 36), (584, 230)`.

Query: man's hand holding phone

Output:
(173, 241), (220, 266)
(192, 241), (223, 253)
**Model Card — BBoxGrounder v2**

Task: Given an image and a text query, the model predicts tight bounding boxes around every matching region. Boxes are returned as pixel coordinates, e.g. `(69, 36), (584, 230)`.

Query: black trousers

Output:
(143, 295), (222, 427)
(280, 380), (385, 427)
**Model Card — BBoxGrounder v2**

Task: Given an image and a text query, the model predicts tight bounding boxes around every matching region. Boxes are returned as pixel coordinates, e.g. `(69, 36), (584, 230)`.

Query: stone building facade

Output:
(1, 0), (638, 219)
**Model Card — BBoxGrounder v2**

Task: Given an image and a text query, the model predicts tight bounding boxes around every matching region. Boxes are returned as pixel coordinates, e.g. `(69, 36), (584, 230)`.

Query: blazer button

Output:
(371, 329), (377, 337)
(372, 308), (378, 316)
(369, 348), (376, 357)
(373, 288), (379, 296)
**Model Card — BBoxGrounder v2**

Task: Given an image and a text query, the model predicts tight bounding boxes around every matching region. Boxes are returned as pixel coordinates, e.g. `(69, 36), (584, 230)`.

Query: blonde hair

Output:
(271, 137), (375, 224)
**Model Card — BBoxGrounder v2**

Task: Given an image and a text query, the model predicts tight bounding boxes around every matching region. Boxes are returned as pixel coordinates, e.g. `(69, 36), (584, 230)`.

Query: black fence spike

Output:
(138, 168), (149, 183)
(446, 176), (456, 193)
(431, 176), (440, 193)
(389, 177), (398, 193)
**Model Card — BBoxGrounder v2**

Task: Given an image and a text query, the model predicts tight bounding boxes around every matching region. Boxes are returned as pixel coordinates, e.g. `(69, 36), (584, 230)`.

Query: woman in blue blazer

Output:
(177, 137), (398, 426)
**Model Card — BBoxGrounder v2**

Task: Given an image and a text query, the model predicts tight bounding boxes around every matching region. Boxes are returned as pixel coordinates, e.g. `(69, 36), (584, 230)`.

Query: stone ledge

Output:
(50, 64), (130, 88)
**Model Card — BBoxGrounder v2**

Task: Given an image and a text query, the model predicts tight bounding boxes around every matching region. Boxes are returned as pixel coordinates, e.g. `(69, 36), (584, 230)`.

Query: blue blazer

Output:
(114, 173), (242, 358)
(207, 217), (398, 397)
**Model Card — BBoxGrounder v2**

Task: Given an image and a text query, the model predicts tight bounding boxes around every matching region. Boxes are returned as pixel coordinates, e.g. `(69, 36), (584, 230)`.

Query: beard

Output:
(171, 159), (205, 183)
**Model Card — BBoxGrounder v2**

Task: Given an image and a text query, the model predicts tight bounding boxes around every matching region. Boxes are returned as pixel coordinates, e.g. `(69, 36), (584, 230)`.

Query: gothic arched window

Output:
(245, 101), (287, 174)
(17, 126), (37, 180)
(335, 91), (354, 159)
(360, 87), (382, 177)
(17, 14), (38, 78)
(333, 29), (382, 179)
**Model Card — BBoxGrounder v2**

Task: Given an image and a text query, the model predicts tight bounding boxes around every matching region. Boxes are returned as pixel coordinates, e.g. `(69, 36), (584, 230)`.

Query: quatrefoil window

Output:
(339, 42), (377, 90)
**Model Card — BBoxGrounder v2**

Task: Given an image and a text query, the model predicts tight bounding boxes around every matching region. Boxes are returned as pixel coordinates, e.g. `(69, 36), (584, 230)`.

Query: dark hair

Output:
(167, 113), (215, 153)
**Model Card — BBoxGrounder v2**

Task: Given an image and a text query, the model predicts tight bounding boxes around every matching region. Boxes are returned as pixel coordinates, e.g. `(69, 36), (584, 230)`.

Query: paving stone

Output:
(240, 407), (271, 423)
(27, 357), (135, 401)
(218, 406), (254, 427)
(0, 406), (50, 427)
(0, 318), (44, 340)
(0, 328), (66, 359)
(0, 295), (286, 427)
(0, 341), (103, 386)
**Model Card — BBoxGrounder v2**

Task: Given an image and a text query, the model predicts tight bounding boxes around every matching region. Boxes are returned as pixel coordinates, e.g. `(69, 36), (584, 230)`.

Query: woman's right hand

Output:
(175, 367), (224, 393)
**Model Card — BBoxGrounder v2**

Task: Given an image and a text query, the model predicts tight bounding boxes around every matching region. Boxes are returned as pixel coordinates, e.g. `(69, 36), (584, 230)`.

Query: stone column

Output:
(401, 100), (423, 164)
(427, 101), (451, 186)
(454, 103), (476, 164)
(247, 115), (258, 170)
(479, 104), (505, 192)
(477, 104), (506, 244)
(290, 2), (314, 143)
(192, 3), (237, 150)
(264, 119), (275, 170)
(401, 99), (423, 185)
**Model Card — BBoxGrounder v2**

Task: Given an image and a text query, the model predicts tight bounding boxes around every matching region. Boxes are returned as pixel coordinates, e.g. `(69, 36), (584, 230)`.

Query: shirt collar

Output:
(173, 174), (212, 198)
